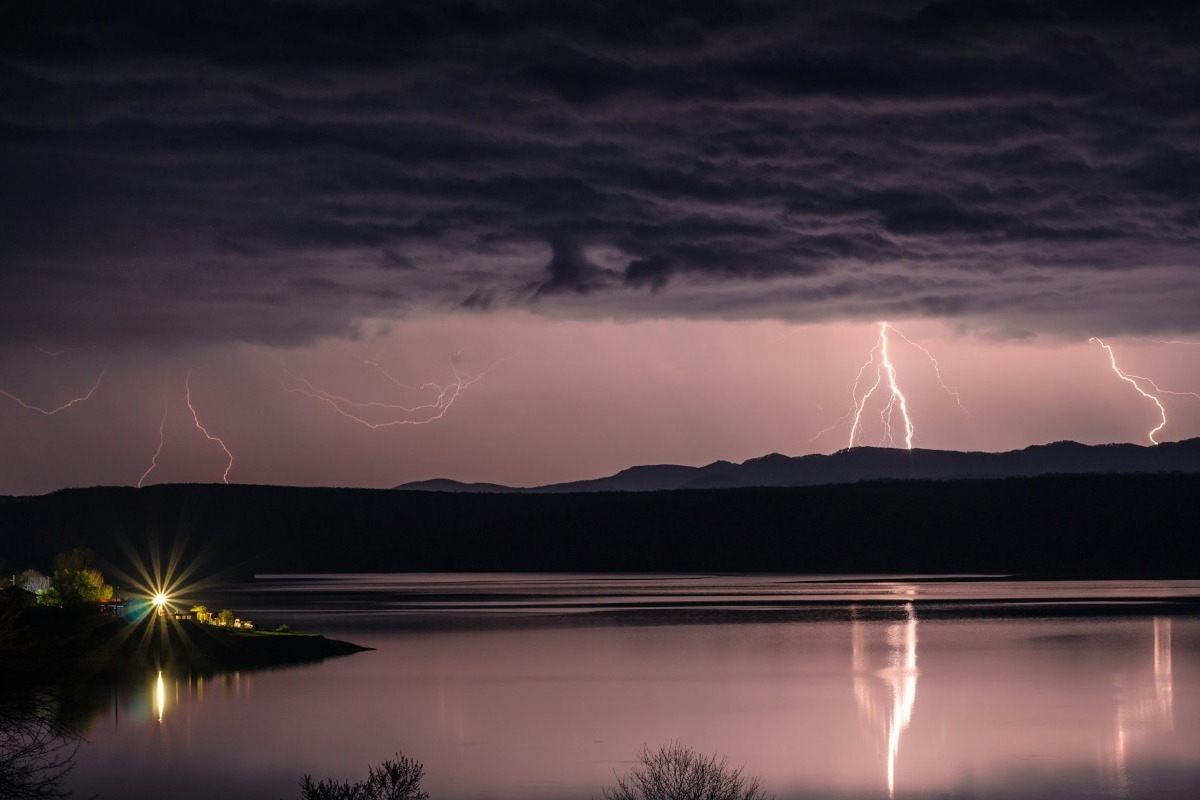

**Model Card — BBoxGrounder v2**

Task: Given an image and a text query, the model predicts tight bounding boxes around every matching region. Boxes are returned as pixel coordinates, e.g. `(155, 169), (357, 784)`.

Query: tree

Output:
(216, 609), (235, 626)
(602, 743), (771, 800)
(48, 568), (112, 606)
(52, 549), (94, 574)
(190, 605), (211, 623)
(298, 753), (428, 800)
(15, 572), (50, 595)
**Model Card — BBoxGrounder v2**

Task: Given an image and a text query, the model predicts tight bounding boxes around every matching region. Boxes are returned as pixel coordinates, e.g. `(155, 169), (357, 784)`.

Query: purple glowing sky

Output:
(2, 1), (1199, 495)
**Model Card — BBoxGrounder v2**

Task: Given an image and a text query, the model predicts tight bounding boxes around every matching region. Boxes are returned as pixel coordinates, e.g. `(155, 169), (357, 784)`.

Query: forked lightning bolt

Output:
(1090, 338), (1200, 445)
(138, 385), (169, 488)
(185, 369), (234, 483)
(847, 322), (915, 449)
(0, 369), (106, 415)
(812, 322), (965, 450)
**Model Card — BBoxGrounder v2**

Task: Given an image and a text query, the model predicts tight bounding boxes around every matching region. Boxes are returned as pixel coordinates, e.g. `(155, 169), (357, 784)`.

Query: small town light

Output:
(152, 592), (169, 616)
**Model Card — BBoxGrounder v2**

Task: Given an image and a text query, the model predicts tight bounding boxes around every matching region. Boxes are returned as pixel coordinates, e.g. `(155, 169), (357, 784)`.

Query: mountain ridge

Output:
(396, 438), (1200, 493)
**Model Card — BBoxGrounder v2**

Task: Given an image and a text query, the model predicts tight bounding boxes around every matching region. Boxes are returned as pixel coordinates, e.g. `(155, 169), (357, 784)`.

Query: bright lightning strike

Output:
(1090, 338), (1184, 445)
(280, 357), (502, 430)
(185, 368), (234, 483)
(0, 369), (106, 415)
(814, 322), (966, 450)
(138, 385), (169, 488)
(848, 322), (914, 449)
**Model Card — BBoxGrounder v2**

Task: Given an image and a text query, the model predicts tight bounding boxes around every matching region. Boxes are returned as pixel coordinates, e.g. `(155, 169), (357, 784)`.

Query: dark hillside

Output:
(2, 474), (1197, 579)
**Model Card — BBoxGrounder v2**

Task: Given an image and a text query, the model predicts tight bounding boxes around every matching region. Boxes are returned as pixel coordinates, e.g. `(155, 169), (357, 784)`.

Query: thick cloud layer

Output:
(3, 0), (1199, 347)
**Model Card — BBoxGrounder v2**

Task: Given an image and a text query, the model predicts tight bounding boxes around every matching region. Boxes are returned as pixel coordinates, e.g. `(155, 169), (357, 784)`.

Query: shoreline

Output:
(0, 606), (371, 684)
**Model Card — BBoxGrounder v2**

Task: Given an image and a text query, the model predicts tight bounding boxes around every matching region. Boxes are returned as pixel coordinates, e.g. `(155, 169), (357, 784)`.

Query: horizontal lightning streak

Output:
(280, 358), (503, 430)
(34, 344), (85, 357)
(1136, 338), (1200, 346)
(0, 369), (106, 415)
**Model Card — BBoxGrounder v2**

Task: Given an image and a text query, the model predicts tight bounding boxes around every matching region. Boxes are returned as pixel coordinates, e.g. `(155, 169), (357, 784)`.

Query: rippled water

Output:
(63, 575), (1200, 799)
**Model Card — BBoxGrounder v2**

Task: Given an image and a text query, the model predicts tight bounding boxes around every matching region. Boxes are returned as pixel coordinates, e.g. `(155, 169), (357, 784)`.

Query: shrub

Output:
(602, 742), (771, 800)
(49, 568), (112, 606)
(298, 753), (428, 800)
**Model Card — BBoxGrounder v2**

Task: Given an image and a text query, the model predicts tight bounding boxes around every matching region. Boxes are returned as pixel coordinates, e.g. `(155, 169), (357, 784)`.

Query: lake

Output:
(61, 575), (1200, 799)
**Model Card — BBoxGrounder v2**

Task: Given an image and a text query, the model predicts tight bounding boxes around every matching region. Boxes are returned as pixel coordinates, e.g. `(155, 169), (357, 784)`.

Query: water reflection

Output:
(1107, 617), (1176, 790)
(154, 672), (165, 724)
(57, 576), (1200, 800)
(852, 602), (919, 798)
(848, 607), (1179, 798)
(132, 670), (248, 729)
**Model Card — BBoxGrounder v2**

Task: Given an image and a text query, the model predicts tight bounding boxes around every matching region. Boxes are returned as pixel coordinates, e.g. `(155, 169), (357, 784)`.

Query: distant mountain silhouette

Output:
(397, 438), (1200, 492)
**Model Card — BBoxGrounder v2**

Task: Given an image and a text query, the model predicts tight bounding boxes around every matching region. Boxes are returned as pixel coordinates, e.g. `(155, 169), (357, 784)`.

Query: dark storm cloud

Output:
(530, 239), (616, 298)
(2, 0), (1199, 346)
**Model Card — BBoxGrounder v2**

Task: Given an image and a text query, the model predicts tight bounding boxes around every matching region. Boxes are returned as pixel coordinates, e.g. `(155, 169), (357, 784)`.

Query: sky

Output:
(2, 0), (1199, 495)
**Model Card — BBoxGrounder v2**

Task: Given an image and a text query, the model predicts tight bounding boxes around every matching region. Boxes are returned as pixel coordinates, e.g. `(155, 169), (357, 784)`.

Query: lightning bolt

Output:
(1089, 338), (1200, 444)
(0, 369), (106, 415)
(138, 385), (169, 488)
(885, 326), (969, 415)
(280, 357), (503, 430)
(34, 344), (86, 356)
(185, 368), (234, 483)
(848, 322), (914, 449)
(812, 322), (966, 450)
(348, 347), (430, 392)
(1136, 338), (1200, 346)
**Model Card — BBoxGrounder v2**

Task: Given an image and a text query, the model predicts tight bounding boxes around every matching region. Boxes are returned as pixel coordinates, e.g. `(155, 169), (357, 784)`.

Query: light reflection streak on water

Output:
(1156, 617), (1174, 733)
(1109, 617), (1176, 790)
(852, 594), (919, 798)
(155, 671), (165, 723)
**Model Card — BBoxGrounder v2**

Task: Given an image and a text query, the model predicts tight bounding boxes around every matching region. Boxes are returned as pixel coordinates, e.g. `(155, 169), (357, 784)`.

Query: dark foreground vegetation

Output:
(0, 688), (79, 800)
(293, 744), (767, 800)
(2, 473), (1198, 579)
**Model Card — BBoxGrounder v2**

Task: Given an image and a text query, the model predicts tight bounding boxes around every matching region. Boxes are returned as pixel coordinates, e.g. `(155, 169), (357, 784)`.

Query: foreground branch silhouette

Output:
(0, 693), (80, 800)
(602, 742), (772, 800)
(298, 752), (428, 800)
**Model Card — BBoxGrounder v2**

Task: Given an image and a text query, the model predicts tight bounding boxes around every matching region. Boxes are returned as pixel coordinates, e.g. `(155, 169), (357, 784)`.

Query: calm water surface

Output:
(65, 575), (1200, 799)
